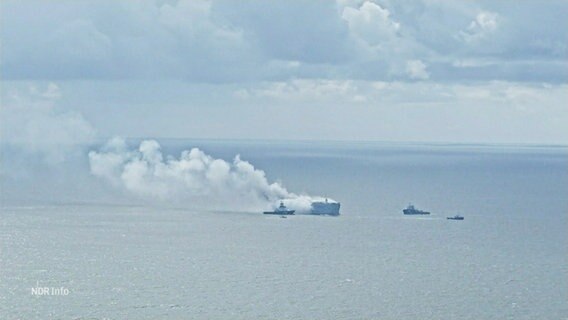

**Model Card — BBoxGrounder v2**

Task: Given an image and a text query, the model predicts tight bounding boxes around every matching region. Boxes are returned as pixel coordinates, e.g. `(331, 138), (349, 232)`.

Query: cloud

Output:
(0, 0), (566, 82)
(0, 83), (96, 163)
(155, 0), (257, 81)
(459, 11), (498, 43)
(405, 60), (429, 80)
(48, 19), (112, 63)
(234, 79), (366, 103)
(338, 1), (438, 80)
(234, 79), (568, 108)
(0, 0), (258, 81)
(88, 138), (333, 212)
(224, 79), (568, 143)
(341, 1), (400, 46)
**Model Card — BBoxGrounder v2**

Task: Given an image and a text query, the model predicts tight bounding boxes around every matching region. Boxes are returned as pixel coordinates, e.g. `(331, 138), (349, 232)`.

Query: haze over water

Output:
(2, 0), (567, 318)
(1, 140), (566, 319)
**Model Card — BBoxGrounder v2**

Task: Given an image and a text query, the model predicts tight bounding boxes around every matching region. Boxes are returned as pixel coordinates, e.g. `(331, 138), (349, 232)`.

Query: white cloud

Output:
(234, 79), (568, 110)
(236, 79), (366, 103)
(32, 82), (63, 100)
(451, 58), (495, 68)
(158, 0), (244, 47)
(460, 11), (499, 43)
(341, 1), (400, 46)
(338, 1), (437, 81)
(405, 60), (430, 80)
(227, 79), (568, 143)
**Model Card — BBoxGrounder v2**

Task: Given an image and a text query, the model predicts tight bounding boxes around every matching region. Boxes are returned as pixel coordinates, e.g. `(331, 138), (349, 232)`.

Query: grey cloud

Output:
(0, 0), (566, 82)
(214, 0), (353, 64)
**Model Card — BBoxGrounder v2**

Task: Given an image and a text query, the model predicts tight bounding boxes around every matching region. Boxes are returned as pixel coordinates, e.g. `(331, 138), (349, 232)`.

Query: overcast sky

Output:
(1, 0), (567, 145)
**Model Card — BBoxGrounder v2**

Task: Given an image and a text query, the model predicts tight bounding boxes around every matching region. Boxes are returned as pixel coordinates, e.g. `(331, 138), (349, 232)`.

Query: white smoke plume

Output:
(88, 138), (331, 212)
(1, 83), (96, 164)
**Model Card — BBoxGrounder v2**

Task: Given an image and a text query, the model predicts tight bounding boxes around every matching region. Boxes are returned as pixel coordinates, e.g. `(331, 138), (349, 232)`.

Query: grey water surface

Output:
(1, 140), (567, 319)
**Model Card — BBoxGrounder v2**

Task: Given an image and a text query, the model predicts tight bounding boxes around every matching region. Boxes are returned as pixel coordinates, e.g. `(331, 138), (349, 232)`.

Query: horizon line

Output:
(93, 136), (568, 148)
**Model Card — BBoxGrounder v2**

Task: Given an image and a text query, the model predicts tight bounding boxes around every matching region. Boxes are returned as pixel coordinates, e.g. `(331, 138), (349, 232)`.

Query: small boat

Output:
(263, 201), (295, 215)
(447, 215), (464, 220)
(403, 203), (430, 215)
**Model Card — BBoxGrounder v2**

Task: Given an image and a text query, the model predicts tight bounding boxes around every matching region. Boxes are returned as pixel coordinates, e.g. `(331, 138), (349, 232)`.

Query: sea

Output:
(1, 140), (567, 319)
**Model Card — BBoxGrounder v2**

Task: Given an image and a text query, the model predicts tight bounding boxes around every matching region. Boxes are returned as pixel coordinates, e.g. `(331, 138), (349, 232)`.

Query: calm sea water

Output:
(1, 140), (567, 319)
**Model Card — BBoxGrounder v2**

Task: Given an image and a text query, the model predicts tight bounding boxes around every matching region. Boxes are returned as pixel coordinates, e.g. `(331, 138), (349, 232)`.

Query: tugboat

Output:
(447, 215), (464, 220)
(403, 203), (430, 215)
(263, 201), (295, 215)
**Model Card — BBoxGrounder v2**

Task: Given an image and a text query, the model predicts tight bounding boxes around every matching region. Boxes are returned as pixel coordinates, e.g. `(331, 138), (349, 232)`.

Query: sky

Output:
(1, 0), (567, 145)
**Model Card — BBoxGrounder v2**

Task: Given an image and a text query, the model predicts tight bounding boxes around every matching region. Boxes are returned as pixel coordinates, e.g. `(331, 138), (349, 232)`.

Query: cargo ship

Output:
(310, 198), (340, 215)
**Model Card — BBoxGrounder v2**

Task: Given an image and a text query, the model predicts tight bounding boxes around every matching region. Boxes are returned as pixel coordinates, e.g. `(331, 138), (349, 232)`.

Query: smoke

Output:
(0, 83), (96, 164)
(88, 138), (331, 212)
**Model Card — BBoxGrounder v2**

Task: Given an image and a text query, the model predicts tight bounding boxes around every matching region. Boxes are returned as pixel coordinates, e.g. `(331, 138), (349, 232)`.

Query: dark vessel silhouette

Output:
(263, 202), (295, 215)
(403, 204), (430, 215)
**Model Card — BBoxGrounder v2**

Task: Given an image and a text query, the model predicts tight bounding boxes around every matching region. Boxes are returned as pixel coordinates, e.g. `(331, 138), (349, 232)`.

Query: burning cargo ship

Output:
(310, 198), (340, 215)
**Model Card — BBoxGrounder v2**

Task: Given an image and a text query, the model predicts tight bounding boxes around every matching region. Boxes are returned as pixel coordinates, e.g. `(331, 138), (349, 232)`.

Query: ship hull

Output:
(263, 210), (295, 215)
(310, 202), (340, 215)
(403, 209), (430, 215)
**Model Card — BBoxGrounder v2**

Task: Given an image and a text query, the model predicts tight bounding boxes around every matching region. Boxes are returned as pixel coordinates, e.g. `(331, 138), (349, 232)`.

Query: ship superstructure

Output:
(310, 198), (340, 215)
(403, 204), (430, 215)
(263, 202), (295, 215)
